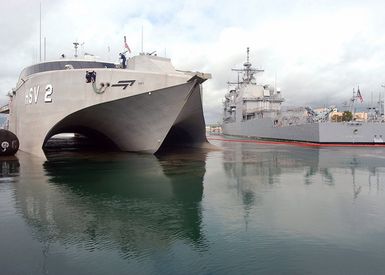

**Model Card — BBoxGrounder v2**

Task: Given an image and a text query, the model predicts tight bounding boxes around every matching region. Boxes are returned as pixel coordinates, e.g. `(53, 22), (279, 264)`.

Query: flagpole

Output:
(44, 37), (46, 61)
(351, 88), (355, 115)
(141, 25), (143, 54)
(378, 85), (385, 118)
(39, 1), (42, 62)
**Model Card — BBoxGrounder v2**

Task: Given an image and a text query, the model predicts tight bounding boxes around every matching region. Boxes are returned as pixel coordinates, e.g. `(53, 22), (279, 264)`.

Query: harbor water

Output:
(1, 136), (385, 274)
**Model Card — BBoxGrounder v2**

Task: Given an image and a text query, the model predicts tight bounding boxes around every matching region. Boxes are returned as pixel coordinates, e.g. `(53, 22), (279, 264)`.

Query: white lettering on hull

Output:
(44, 84), (53, 103)
(25, 84), (53, 104)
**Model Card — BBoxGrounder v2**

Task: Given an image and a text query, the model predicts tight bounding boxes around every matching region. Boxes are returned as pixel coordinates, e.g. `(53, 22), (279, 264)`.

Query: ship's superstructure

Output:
(224, 47), (283, 124)
(4, 45), (211, 157)
(222, 48), (385, 144)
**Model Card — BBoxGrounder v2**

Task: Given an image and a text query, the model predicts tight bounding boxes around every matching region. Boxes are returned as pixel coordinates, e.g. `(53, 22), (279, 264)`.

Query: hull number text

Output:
(25, 84), (53, 104)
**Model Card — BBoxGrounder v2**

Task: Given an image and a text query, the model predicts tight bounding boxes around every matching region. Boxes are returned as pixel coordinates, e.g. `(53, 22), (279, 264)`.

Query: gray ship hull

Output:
(46, 81), (207, 153)
(8, 60), (209, 157)
(223, 118), (385, 144)
(221, 48), (385, 145)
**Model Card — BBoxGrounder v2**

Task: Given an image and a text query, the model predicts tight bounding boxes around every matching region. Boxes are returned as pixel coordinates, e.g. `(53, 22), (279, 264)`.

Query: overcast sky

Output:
(2, 0), (385, 123)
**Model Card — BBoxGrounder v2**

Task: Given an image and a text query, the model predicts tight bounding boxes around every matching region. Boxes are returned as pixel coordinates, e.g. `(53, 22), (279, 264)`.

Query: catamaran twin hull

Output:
(223, 118), (385, 144)
(9, 66), (208, 157)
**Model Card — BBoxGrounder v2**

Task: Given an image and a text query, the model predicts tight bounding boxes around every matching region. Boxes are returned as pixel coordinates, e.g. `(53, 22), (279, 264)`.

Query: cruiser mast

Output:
(73, 42), (79, 58)
(231, 47), (264, 85)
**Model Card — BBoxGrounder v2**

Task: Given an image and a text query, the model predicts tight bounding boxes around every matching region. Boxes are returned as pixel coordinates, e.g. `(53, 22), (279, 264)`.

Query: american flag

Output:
(124, 36), (131, 53)
(357, 86), (363, 103)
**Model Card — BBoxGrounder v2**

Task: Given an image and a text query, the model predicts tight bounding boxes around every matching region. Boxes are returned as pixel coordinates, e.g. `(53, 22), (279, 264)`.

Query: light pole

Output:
(380, 85), (385, 117)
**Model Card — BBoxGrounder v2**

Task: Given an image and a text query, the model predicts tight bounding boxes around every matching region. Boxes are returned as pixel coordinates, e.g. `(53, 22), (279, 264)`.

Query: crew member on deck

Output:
(119, 53), (127, 69)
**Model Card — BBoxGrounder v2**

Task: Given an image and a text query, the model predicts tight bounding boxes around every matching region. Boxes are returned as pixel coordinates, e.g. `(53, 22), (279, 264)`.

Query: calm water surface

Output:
(1, 137), (385, 274)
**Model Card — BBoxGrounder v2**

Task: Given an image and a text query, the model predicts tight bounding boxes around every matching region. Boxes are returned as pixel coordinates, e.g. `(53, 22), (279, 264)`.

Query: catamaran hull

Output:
(8, 68), (207, 157)
(223, 118), (385, 144)
(46, 81), (207, 153)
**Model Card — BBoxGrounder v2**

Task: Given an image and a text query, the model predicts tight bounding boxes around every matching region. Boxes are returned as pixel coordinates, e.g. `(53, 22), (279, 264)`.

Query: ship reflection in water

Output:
(1, 139), (385, 274)
(221, 140), (385, 196)
(4, 151), (207, 274)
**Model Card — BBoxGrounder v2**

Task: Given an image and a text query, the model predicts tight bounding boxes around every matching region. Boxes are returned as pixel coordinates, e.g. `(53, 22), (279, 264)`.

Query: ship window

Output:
(19, 61), (116, 79)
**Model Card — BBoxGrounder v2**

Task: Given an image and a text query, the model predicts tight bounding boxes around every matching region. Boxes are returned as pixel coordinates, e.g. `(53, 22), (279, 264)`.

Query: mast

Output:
(274, 72), (277, 93)
(380, 85), (385, 117)
(245, 47), (251, 81)
(350, 88), (356, 114)
(73, 42), (79, 58)
(44, 37), (46, 61)
(141, 25), (144, 53)
(231, 47), (264, 85)
(39, 1), (42, 62)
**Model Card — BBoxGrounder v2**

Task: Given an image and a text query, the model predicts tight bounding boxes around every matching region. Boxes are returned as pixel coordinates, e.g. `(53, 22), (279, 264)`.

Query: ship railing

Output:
(243, 96), (284, 102)
(273, 119), (385, 128)
(243, 107), (280, 114)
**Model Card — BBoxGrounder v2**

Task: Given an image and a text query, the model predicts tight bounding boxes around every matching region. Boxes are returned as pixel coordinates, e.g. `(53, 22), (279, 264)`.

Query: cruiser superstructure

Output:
(4, 45), (211, 157)
(222, 48), (385, 144)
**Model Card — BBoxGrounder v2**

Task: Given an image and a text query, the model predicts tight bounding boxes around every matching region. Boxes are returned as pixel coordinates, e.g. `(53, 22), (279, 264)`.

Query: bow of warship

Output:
(4, 48), (211, 157)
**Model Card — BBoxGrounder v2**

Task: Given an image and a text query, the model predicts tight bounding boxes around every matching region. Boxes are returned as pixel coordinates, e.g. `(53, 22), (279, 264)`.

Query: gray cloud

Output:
(2, 0), (385, 123)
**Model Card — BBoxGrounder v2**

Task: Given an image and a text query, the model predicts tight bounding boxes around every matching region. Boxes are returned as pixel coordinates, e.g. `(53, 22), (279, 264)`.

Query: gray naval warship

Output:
(223, 48), (385, 144)
(3, 43), (210, 157)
